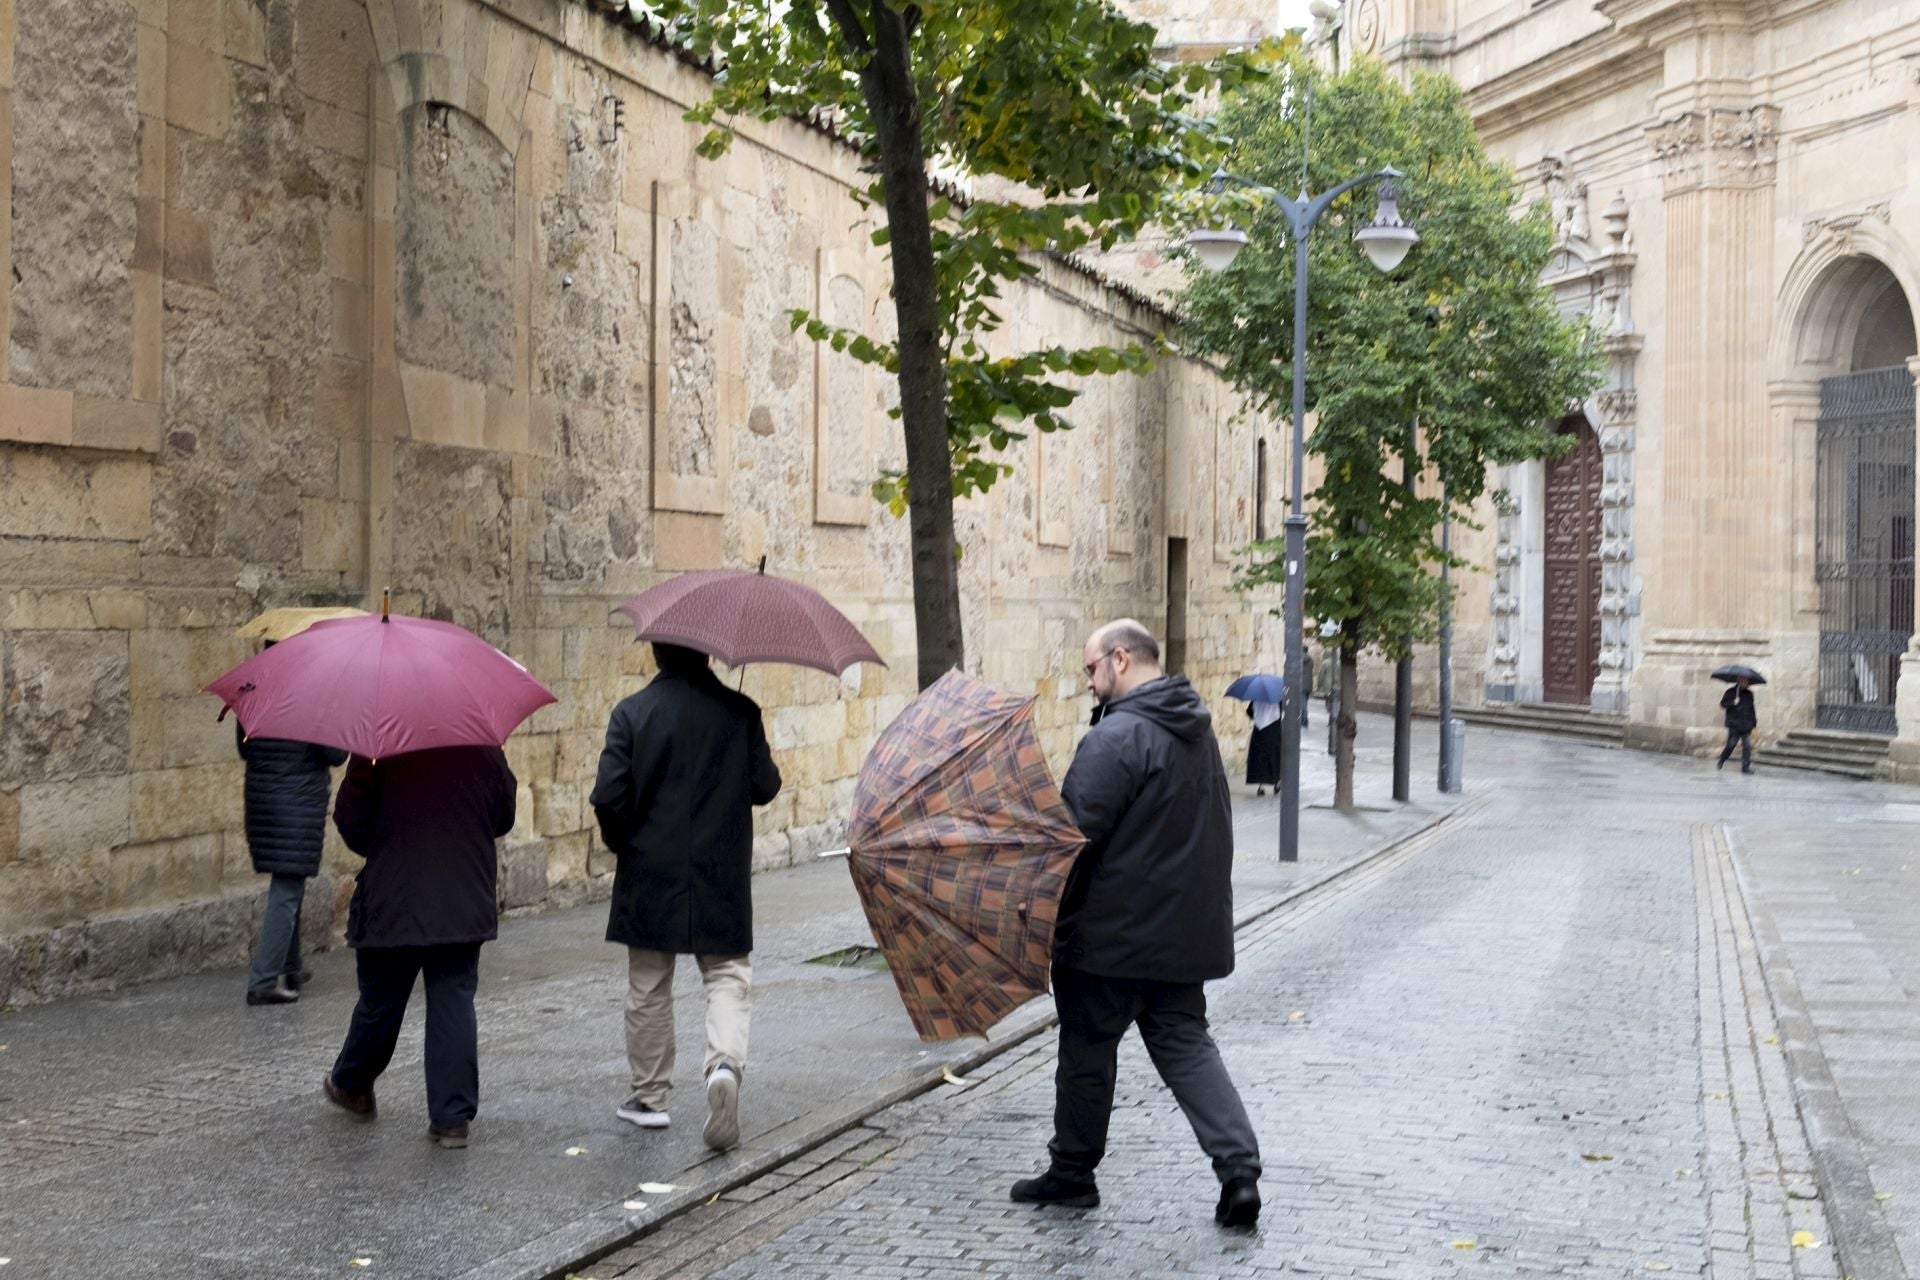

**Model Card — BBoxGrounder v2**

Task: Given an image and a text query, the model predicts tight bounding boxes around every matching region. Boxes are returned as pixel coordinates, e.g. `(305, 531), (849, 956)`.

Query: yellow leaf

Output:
(1450, 1240), (1476, 1250)
(637, 1182), (678, 1194)
(1676, 1169), (1694, 1179)
(1288, 1011), (1305, 1021)
(1877, 1192), (1895, 1202)
(1581, 1153), (1614, 1162)
(1764, 1036), (1778, 1045)
(623, 1200), (648, 1211)
(1792, 1231), (1819, 1249)
(1644, 1264), (1673, 1273)
(349, 1260), (373, 1269)
(941, 1065), (972, 1087)
(564, 1147), (588, 1157)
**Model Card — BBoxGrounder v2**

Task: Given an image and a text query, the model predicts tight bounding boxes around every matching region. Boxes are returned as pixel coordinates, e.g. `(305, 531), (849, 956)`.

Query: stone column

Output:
(1628, 104), (1781, 753)
(1885, 356), (1920, 781)
(1768, 379), (1823, 736)
(1593, 376), (1640, 714)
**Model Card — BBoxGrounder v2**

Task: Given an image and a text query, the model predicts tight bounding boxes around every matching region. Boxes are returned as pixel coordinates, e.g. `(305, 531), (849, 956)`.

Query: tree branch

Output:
(821, 0), (872, 54)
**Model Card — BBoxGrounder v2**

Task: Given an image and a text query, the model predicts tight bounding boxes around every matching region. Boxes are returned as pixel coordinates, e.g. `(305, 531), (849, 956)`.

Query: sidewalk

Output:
(0, 713), (1454, 1280)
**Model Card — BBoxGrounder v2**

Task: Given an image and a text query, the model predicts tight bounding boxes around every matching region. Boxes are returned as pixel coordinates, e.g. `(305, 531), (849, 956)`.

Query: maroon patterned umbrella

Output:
(613, 564), (884, 677)
(847, 670), (1086, 1040)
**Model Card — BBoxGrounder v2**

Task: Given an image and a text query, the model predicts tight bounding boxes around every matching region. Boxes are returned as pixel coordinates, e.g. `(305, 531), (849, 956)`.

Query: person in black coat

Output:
(321, 744), (517, 1149)
(238, 722), (347, 1005)
(1244, 701), (1281, 794)
(1718, 677), (1758, 774)
(1011, 619), (1261, 1228)
(590, 643), (782, 1150)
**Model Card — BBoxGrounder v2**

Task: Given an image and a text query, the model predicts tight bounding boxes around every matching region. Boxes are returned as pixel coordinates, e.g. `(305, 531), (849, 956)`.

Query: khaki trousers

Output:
(625, 948), (752, 1105)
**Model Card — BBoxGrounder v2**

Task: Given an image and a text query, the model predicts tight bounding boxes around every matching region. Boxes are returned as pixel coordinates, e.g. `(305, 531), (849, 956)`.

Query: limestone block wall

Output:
(0, 0), (1273, 1006)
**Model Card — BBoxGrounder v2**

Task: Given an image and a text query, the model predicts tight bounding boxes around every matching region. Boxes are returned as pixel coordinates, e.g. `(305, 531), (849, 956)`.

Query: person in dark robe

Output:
(1245, 700), (1282, 795)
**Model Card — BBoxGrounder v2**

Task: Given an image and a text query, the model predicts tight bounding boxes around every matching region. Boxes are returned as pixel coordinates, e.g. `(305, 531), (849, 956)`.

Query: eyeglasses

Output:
(1082, 649), (1119, 679)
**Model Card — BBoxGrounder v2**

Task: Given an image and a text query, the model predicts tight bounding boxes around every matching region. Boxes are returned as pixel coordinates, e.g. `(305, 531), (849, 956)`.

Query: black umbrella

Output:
(1712, 665), (1767, 686)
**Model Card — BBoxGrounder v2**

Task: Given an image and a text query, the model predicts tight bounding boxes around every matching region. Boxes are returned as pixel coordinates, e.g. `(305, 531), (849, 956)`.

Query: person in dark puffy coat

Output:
(321, 744), (517, 1150)
(238, 722), (347, 1006)
(1718, 677), (1758, 774)
(1010, 619), (1262, 1229)
(590, 642), (781, 1151)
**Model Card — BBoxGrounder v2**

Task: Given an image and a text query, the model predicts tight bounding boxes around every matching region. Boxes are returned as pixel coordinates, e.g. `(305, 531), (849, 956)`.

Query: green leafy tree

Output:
(1182, 53), (1600, 807)
(594, 0), (1261, 688)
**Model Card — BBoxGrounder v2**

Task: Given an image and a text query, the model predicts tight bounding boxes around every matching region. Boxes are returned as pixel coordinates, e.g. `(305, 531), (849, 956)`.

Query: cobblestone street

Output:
(586, 730), (1917, 1280)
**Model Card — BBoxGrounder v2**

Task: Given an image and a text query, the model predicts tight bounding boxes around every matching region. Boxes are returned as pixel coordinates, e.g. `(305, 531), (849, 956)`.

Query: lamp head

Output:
(1354, 165), (1419, 273)
(1188, 226), (1249, 274)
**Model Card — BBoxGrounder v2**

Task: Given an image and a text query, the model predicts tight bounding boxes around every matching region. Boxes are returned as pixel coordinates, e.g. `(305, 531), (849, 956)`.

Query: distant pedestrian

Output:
(321, 745), (518, 1150)
(1300, 650), (1313, 729)
(590, 642), (782, 1151)
(1011, 619), (1262, 1227)
(1245, 701), (1281, 796)
(237, 714), (346, 1006)
(1718, 677), (1757, 774)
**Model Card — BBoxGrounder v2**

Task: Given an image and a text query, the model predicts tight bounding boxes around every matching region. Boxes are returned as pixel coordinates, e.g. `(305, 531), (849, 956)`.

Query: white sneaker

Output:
(703, 1066), (740, 1151)
(616, 1094), (670, 1129)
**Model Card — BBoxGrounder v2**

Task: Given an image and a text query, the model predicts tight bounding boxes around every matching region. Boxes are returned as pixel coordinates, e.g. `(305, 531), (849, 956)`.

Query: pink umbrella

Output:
(204, 609), (555, 760)
(614, 562), (885, 677)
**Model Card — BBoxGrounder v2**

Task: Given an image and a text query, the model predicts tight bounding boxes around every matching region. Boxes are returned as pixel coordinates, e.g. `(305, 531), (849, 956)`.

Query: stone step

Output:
(1752, 753), (1881, 780)
(1782, 728), (1894, 754)
(1455, 704), (1626, 744)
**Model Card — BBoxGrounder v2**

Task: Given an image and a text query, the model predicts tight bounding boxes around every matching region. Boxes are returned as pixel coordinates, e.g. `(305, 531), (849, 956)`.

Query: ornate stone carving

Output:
(1802, 202), (1892, 245)
(1597, 389), (1638, 423)
(1648, 106), (1781, 190)
(1353, 0), (1382, 52)
(1540, 153), (1590, 243)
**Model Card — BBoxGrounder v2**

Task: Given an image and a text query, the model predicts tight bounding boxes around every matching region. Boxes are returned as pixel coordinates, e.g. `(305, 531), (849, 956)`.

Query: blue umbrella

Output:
(1224, 673), (1286, 703)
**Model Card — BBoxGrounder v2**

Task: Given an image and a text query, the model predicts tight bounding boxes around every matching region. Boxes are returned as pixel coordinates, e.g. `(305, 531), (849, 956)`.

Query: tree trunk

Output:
(1335, 644), (1359, 810)
(857, 6), (964, 690)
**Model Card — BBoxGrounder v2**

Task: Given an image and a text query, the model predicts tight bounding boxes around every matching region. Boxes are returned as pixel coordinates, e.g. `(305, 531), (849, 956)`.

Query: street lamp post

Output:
(1190, 167), (1418, 863)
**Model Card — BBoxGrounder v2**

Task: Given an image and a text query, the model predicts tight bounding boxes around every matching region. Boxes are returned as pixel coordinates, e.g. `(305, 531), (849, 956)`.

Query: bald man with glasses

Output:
(1011, 619), (1262, 1227)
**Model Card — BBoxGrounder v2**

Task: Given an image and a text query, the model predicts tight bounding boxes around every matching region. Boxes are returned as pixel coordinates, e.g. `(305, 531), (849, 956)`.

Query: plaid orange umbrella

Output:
(847, 670), (1086, 1040)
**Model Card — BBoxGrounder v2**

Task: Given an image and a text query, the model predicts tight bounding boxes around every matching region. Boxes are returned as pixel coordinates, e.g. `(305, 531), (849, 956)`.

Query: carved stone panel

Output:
(651, 180), (736, 515)
(813, 248), (872, 526)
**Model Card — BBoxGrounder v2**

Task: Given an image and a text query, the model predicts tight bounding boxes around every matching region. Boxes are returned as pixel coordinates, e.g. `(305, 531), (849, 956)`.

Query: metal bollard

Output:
(1440, 718), (1465, 793)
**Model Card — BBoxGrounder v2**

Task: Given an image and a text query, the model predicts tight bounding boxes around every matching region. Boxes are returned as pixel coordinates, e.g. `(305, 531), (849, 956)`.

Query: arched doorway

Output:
(1814, 264), (1917, 733)
(1543, 416), (1603, 704)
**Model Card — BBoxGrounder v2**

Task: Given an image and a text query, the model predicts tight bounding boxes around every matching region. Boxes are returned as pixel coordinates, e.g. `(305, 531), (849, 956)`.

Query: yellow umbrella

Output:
(235, 606), (369, 643)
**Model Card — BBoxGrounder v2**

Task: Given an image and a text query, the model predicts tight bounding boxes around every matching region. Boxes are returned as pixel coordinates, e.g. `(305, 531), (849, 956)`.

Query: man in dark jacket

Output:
(237, 723), (347, 1005)
(1011, 619), (1262, 1227)
(321, 745), (517, 1149)
(1718, 677), (1758, 774)
(590, 642), (782, 1151)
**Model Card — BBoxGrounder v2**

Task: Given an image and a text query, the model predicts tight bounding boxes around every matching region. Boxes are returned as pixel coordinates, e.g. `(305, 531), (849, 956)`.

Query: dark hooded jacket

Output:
(1055, 675), (1236, 983)
(237, 724), (348, 878)
(590, 665), (782, 955)
(334, 745), (518, 948)
(1721, 685), (1757, 732)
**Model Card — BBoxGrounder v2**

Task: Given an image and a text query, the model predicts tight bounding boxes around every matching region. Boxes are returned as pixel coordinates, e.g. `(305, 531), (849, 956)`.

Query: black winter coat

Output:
(237, 725), (348, 878)
(334, 745), (518, 948)
(590, 668), (782, 955)
(1721, 686), (1757, 732)
(1056, 676), (1236, 983)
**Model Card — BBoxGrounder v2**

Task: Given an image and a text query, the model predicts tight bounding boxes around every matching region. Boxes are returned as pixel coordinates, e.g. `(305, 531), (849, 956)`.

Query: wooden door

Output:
(1543, 420), (1602, 704)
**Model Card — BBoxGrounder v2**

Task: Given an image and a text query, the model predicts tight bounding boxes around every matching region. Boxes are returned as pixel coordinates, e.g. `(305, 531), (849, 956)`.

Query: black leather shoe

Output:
(1216, 1176), (1260, 1227)
(1009, 1171), (1099, 1208)
(285, 968), (314, 989)
(246, 980), (299, 1006)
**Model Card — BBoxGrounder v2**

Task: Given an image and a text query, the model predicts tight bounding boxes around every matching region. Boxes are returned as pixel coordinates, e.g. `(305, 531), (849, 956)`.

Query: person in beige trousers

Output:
(589, 643), (783, 1149)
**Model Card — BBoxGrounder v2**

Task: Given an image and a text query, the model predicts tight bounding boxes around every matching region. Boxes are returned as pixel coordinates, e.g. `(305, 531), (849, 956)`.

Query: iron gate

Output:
(1815, 366), (1915, 734)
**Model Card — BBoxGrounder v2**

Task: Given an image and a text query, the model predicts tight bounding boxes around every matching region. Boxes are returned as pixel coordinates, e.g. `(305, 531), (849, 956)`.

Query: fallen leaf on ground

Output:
(637, 1182), (678, 1194)
(1764, 1036), (1778, 1045)
(564, 1147), (588, 1157)
(622, 1200), (648, 1211)
(1676, 1169), (1694, 1179)
(1581, 1153), (1614, 1162)
(1450, 1240), (1476, 1250)
(1877, 1192), (1895, 1202)
(349, 1260), (373, 1269)
(1, 1258), (11, 1266)
(1792, 1231), (1820, 1248)
(1644, 1264), (1673, 1272)
(1288, 1011), (1305, 1021)
(940, 1066), (971, 1087)
(1711, 1092), (1726, 1100)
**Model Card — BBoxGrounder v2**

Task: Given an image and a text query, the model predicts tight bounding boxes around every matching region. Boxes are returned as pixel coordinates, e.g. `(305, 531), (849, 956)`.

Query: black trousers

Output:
(1719, 729), (1752, 769)
(1047, 966), (1262, 1185)
(332, 943), (482, 1127)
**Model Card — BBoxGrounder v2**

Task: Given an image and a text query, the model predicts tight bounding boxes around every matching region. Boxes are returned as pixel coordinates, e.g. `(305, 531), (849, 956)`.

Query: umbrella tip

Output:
(757, 555), (767, 575)
(381, 586), (390, 622)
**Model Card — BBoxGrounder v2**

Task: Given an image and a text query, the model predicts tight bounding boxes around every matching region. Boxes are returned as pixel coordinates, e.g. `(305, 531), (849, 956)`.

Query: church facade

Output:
(1314, 0), (1920, 777)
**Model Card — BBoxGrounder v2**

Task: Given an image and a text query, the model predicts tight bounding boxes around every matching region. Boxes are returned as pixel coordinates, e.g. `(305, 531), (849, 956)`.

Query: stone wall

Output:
(0, 0), (1275, 1006)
